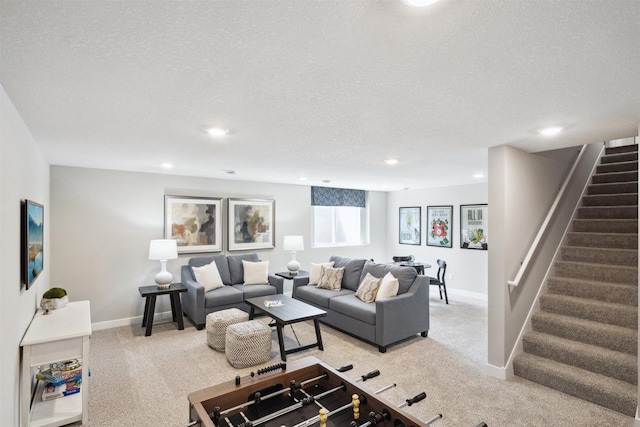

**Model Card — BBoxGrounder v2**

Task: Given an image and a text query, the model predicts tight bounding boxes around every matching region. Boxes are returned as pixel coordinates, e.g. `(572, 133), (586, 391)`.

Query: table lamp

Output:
(149, 239), (178, 288)
(283, 235), (304, 276)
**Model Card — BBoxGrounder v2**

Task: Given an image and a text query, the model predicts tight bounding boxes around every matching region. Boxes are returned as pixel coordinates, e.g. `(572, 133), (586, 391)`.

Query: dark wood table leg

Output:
(249, 306), (255, 320)
(142, 296), (150, 327)
(144, 295), (157, 336)
(313, 319), (324, 351)
(171, 292), (185, 330)
(276, 323), (287, 361)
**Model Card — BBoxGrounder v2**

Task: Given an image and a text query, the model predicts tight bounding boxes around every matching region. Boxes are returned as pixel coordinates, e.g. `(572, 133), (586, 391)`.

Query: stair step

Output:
(531, 311), (637, 355)
(554, 260), (638, 285)
(587, 182), (638, 195)
(540, 294), (637, 329)
(605, 144), (638, 155)
(522, 331), (637, 384)
(513, 353), (637, 416)
(576, 205), (638, 219)
(600, 151), (638, 164)
(592, 170), (638, 184)
(596, 160), (638, 174)
(572, 219), (638, 234)
(566, 231), (637, 249)
(582, 193), (638, 206)
(547, 276), (638, 306)
(560, 246), (638, 266)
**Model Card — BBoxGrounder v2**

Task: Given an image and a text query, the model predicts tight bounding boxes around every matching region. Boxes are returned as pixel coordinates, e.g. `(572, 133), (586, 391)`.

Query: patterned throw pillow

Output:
(316, 266), (344, 291)
(309, 261), (335, 285)
(375, 272), (399, 301)
(356, 273), (382, 303)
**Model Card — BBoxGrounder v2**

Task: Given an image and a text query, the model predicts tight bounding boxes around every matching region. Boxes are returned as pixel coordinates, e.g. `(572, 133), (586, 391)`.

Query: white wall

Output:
(1, 85), (51, 425)
(386, 183), (489, 298)
(50, 166), (388, 326)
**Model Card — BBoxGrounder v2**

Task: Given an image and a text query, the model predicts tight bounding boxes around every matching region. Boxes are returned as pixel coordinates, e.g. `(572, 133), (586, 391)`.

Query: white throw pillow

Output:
(309, 261), (335, 285)
(243, 260), (269, 285)
(192, 261), (225, 292)
(375, 272), (399, 301)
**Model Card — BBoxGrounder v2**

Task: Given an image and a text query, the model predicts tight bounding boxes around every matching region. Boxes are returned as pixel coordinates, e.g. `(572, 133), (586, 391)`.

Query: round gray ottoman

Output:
(206, 308), (249, 351)
(225, 320), (272, 368)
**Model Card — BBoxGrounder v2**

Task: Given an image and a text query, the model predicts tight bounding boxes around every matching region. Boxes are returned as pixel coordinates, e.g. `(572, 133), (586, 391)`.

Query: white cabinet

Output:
(20, 301), (91, 427)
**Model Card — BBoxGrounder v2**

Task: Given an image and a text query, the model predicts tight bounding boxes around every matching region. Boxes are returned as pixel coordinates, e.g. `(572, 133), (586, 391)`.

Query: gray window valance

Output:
(311, 186), (366, 208)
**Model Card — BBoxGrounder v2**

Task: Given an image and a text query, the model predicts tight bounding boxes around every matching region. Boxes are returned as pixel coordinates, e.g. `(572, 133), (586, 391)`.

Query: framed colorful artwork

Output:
(460, 204), (488, 250)
(228, 198), (275, 251)
(399, 207), (421, 245)
(427, 205), (453, 248)
(164, 195), (223, 253)
(23, 199), (44, 289)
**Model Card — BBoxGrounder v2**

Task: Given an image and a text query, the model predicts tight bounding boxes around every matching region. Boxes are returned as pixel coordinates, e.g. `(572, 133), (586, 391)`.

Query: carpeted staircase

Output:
(513, 144), (638, 417)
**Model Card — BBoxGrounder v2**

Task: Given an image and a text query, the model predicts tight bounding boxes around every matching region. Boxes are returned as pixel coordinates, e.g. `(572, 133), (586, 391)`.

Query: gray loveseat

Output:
(292, 255), (429, 352)
(181, 253), (284, 329)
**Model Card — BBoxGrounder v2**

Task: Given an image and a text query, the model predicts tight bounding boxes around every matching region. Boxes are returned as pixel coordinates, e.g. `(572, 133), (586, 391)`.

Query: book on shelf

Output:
(36, 358), (83, 386)
(263, 299), (284, 307)
(41, 378), (81, 401)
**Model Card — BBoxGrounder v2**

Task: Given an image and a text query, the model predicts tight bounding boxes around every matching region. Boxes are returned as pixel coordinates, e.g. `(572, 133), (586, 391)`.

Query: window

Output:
(311, 187), (369, 247)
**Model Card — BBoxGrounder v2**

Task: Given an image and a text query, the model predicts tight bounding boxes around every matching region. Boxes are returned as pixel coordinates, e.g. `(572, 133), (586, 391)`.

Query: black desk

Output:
(138, 283), (187, 336)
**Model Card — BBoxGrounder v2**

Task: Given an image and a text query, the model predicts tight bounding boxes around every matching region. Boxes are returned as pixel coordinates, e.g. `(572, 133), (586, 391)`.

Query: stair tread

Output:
(542, 293), (638, 310)
(547, 275), (638, 290)
(561, 245), (638, 254)
(555, 260), (638, 271)
(567, 229), (638, 236)
(532, 311), (638, 340)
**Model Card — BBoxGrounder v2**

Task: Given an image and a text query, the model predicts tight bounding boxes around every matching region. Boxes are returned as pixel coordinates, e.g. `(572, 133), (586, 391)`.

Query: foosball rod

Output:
(355, 369), (380, 382)
(292, 394), (364, 427)
(425, 413), (443, 425)
(218, 373), (329, 416)
(374, 383), (396, 394)
(397, 392), (426, 409)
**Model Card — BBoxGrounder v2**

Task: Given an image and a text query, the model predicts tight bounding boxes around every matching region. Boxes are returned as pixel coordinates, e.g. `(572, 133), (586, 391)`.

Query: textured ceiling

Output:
(1, 0), (638, 191)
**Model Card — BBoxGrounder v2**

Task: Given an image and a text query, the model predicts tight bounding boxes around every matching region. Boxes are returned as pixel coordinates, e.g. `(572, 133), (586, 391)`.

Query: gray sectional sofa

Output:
(292, 255), (429, 352)
(181, 253), (284, 329)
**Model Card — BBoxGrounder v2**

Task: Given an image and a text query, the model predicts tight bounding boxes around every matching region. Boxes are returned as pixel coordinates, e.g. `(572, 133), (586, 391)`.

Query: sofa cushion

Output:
(329, 255), (367, 291)
(330, 294), (376, 325)
(317, 266), (344, 291)
(204, 285), (244, 308)
(242, 260), (269, 285)
(192, 260), (225, 292)
(361, 261), (417, 295)
(295, 286), (354, 308)
(231, 284), (276, 299)
(355, 273), (381, 303)
(189, 255), (232, 285)
(227, 253), (260, 284)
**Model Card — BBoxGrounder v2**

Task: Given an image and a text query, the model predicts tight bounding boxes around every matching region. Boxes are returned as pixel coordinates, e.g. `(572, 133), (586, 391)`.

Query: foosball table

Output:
(186, 356), (479, 427)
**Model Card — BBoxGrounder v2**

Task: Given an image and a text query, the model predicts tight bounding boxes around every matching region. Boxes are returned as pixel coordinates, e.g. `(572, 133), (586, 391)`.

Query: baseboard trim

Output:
(485, 362), (513, 380)
(92, 311), (173, 331)
(444, 288), (487, 304)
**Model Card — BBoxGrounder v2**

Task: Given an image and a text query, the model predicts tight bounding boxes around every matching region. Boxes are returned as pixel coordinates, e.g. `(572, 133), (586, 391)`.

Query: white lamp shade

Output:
(283, 235), (304, 251)
(149, 239), (178, 260)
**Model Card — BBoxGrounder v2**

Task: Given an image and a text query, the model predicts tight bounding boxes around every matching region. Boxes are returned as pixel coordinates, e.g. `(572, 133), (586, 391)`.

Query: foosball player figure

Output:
(353, 394), (360, 419)
(319, 408), (328, 427)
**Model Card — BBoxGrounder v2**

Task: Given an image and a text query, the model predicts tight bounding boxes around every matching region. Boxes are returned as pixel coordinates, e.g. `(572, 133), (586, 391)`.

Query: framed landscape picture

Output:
(399, 207), (421, 245)
(164, 196), (223, 253)
(427, 205), (453, 248)
(228, 198), (275, 251)
(460, 204), (488, 250)
(23, 199), (44, 289)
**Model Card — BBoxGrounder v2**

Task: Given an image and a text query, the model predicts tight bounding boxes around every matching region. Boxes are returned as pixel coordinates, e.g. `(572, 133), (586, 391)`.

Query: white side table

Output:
(20, 300), (91, 427)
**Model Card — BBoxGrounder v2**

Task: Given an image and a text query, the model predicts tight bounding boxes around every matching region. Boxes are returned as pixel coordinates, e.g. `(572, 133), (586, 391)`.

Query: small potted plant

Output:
(41, 287), (68, 313)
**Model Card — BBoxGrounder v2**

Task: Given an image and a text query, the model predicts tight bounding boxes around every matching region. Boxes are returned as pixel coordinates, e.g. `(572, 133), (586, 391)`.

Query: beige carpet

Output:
(72, 294), (634, 427)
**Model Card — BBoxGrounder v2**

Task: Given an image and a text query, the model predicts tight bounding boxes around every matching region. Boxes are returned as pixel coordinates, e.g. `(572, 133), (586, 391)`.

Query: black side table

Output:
(275, 270), (310, 280)
(138, 283), (187, 336)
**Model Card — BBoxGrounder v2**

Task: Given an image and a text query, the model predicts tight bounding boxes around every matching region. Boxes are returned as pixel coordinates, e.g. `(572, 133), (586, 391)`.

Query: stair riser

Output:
(592, 171), (638, 184)
(572, 219), (638, 234)
(522, 336), (636, 385)
(596, 161), (638, 174)
(576, 206), (637, 219)
(540, 295), (637, 329)
(531, 313), (637, 355)
(547, 277), (638, 306)
(512, 360), (637, 416)
(566, 232), (637, 249)
(582, 194), (638, 206)
(554, 262), (638, 285)
(560, 246), (637, 266)
(587, 182), (638, 195)
(600, 152), (638, 164)
(605, 145), (638, 155)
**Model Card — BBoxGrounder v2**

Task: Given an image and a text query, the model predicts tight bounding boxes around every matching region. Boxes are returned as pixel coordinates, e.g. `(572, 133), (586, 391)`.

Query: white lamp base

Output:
(155, 264), (173, 289)
(287, 259), (300, 276)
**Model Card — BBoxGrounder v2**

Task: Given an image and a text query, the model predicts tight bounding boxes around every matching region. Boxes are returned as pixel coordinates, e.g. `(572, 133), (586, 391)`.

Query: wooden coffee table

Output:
(244, 295), (327, 361)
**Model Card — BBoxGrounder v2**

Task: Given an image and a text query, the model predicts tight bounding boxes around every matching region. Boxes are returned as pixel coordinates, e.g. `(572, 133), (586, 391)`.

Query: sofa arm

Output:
(375, 276), (430, 347)
(292, 276), (310, 298)
(268, 275), (284, 294)
(181, 266), (206, 329)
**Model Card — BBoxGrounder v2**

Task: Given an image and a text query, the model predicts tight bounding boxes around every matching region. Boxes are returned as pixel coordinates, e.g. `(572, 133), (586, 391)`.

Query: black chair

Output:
(430, 259), (448, 304)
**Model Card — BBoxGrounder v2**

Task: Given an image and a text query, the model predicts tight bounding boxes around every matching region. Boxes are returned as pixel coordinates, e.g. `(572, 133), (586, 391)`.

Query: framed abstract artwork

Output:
(23, 199), (44, 289)
(399, 207), (421, 245)
(460, 204), (488, 250)
(427, 205), (453, 248)
(164, 195), (223, 253)
(228, 198), (275, 251)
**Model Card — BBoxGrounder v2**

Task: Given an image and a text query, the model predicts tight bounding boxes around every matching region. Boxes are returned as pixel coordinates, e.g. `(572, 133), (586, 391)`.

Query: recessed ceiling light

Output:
(161, 163), (173, 169)
(322, 179), (331, 183)
(473, 173), (484, 179)
(539, 126), (563, 136)
(385, 159), (399, 165)
(207, 128), (229, 137)
(403, 0), (440, 7)
(297, 176), (308, 181)
(224, 169), (236, 175)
